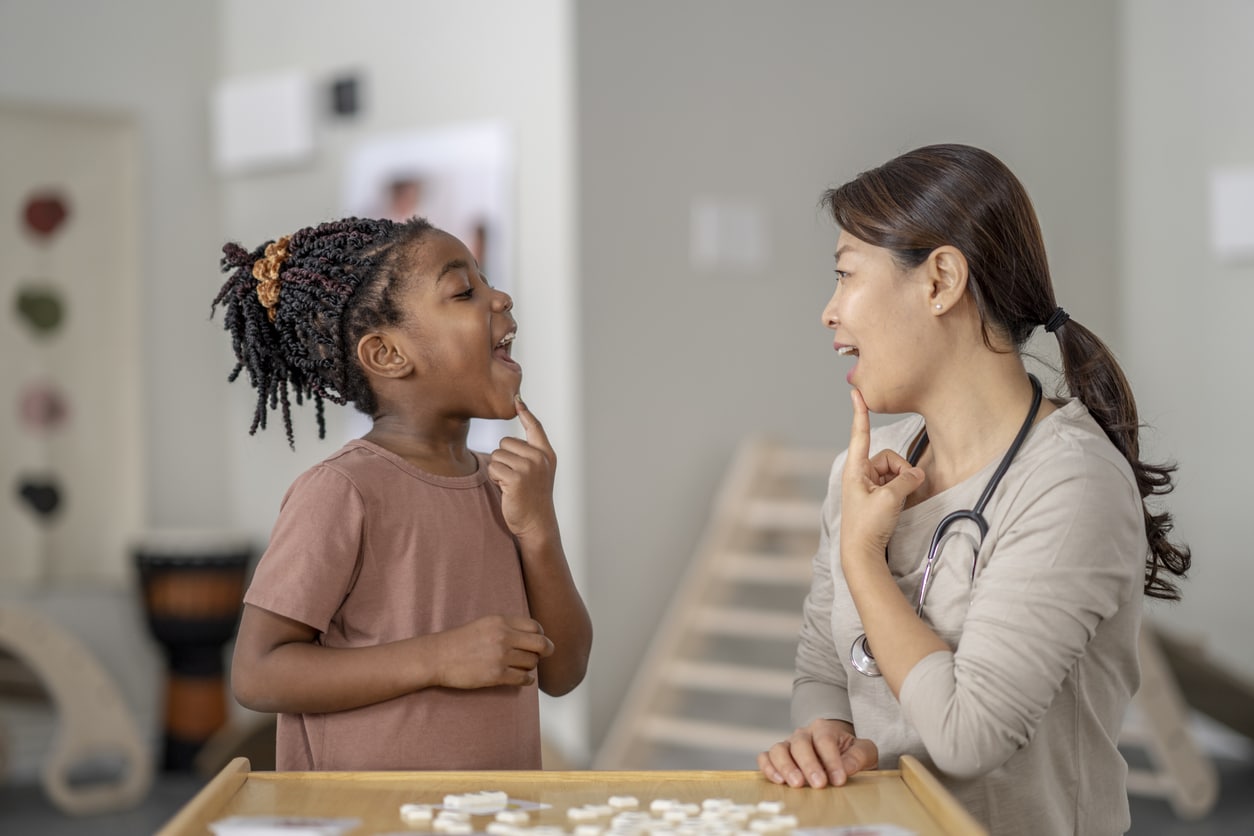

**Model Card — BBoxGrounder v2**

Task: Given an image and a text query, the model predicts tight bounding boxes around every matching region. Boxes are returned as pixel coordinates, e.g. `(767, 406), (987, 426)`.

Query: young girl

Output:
(212, 217), (592, 771)
(758, 145), (1190, 834)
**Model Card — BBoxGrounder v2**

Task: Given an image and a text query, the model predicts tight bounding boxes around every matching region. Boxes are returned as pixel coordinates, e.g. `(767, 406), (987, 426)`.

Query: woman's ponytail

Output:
(1053, 317), (1191, 599)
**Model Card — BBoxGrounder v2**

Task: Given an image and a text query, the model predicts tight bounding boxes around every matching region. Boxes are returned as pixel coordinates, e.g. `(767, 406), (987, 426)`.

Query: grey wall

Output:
(1120, 0), (1254, 686)
(575, 0), (1121, 747)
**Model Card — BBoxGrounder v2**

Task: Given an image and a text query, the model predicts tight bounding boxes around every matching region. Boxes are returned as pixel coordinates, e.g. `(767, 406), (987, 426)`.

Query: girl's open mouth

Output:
(495, 331), (520, 369)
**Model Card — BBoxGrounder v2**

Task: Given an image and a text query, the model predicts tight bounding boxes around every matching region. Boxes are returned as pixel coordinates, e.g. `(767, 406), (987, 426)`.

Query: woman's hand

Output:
(839, 388), (947, 692)
(758, 719), (879, 788)
(840, 388), (925, 563)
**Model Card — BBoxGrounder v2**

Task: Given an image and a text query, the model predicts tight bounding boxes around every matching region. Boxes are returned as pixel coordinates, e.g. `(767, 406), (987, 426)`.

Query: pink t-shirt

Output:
(244, 439), (540, 771)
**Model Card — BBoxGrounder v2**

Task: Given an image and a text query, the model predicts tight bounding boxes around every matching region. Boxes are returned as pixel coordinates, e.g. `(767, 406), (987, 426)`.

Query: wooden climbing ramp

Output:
(594, 437), (833, 770)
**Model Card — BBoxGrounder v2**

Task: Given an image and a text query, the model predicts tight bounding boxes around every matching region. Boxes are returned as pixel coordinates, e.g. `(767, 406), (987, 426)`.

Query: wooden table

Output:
(158, 756), (987, 835)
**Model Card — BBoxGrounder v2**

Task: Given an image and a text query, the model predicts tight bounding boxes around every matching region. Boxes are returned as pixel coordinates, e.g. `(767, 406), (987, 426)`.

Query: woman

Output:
(758, 144), (1189, 835)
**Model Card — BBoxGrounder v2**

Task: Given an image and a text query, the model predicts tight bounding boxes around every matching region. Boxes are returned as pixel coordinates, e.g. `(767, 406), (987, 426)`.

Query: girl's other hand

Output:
(758, 718), (879, 788)
(434, 614), (555, 689)
(489, 396), (559, 540)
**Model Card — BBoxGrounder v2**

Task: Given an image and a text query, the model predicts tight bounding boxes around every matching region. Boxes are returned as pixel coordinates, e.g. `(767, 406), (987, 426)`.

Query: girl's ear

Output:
(926, 245), (969, 315)
(357, 333), (411, 379)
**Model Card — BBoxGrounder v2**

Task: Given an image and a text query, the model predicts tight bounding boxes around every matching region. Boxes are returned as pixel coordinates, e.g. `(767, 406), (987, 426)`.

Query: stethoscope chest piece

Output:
(850, 633), (880, 677)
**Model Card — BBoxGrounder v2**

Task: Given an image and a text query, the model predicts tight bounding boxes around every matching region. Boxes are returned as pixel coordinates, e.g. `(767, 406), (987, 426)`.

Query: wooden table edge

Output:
(155, 756), (251, 836)
(158, 760), (987, 836)
(899, 755), (988, 836)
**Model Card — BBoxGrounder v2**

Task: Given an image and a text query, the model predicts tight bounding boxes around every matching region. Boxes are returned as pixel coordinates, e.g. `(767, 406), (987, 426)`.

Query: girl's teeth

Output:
(837, 346), (856, 356)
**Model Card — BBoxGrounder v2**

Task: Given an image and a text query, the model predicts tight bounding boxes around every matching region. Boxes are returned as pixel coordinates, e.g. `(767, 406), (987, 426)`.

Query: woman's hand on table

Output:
(758, 718), (879, 788)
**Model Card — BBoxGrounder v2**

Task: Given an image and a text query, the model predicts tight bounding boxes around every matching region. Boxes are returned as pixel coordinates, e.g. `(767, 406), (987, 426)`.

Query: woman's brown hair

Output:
(823, 143), (1189, 600)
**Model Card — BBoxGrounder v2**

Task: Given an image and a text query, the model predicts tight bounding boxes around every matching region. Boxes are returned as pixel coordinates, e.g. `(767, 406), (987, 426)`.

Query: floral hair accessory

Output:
(252, 235), (291, 321)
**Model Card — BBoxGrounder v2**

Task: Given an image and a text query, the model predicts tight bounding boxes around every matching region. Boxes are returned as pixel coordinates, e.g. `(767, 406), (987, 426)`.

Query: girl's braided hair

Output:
(212, 216), (434, 448)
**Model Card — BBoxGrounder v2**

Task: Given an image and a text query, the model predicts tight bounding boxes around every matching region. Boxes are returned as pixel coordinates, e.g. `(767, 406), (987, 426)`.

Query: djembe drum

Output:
(134, 531), (252, 771)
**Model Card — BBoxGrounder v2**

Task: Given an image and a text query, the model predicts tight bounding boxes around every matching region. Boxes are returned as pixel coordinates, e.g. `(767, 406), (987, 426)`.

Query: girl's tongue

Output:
(495, 346), (520, 369)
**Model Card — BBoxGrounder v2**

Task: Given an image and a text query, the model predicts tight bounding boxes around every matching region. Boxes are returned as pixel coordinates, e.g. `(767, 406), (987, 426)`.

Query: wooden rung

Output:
(594, 438), (832, 770)
(1124, 622), (1220, 820)
(693, 607), (801, 639)
(638, 716), (784, 753)
(664, 661), (794, 697)
(718, 553), (812, 585)
(741, 499), (823, 531)
(763, 448), (836, 475)
(1116, 724), (1152, 748)
(1154, 626), (1254, 741)
(1125, 768), (1172, 797)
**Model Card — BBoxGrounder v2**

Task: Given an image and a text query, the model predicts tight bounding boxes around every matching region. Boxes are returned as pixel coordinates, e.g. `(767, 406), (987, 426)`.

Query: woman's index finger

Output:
(847, 388), (872, 465)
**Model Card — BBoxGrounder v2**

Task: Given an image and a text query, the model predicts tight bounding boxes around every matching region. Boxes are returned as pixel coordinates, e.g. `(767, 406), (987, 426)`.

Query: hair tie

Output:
(1044, 307), (1070, 333)
(252, 235), (291, 321)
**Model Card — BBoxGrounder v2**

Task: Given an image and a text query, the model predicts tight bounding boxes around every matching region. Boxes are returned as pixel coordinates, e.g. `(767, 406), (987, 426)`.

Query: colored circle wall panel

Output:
(15, 284), (66, 335)
(19, 383), (70, 432)
(2, 105), (142, 585)
(16, 475), (63, 520)
(22, 191), (71, 239)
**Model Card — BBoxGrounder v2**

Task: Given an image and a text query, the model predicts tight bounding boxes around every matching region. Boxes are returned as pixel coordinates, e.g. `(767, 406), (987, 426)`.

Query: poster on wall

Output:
(340, 121), (516, 453)
(0, 104), (143, 586)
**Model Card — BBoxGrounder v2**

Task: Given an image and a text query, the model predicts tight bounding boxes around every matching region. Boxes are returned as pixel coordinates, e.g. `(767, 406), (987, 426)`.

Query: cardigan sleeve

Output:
(897, 443), (1144, 778)
(791, 450), (853, 728)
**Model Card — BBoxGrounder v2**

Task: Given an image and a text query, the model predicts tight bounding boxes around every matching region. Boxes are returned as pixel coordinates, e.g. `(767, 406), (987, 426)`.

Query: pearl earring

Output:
(935, 304), (943, 310)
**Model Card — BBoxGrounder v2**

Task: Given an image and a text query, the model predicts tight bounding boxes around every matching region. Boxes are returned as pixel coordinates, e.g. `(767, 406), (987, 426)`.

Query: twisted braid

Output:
(212, 216), (433, 448)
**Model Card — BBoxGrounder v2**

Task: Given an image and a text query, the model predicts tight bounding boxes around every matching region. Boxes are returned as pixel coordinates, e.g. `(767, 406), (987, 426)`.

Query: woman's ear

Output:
(926, 245), (969, 316)
(357, 333), (411, 379)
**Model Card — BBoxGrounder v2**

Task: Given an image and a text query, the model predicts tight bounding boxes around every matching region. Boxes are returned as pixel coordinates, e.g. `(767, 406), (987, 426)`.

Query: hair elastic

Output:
(252, 235), (291, 321)
(1044, 307), (1070, 333)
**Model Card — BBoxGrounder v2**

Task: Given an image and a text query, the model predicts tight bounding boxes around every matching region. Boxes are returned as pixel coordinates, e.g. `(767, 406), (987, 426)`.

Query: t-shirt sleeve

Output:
(792, 450), (852, 728)
(244, 463), (367, 634)
(898, 446), (1144, 778)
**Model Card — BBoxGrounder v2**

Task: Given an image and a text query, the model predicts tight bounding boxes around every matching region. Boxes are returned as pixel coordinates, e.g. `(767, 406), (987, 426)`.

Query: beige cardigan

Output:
(793, 400), (1145, 835)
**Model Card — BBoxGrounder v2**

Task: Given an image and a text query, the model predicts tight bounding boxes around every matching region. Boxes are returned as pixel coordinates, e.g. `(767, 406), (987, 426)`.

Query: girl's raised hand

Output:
(840, 388), (925, 560)
(488, 396), (559, 541)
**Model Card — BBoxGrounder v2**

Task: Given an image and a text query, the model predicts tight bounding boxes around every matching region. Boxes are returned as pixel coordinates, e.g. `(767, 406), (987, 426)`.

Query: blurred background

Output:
(1, 0), (1251, 832)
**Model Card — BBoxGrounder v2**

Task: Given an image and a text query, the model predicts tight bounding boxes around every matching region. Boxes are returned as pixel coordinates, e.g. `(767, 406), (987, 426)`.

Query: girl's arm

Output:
(231, 605), (554, 714)
(488, 397), (593, 697)
(513, 527), (593, 696)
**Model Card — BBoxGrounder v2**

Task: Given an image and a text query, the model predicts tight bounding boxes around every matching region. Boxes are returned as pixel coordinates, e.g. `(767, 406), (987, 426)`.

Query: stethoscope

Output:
(850, 374), (1043, 678)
